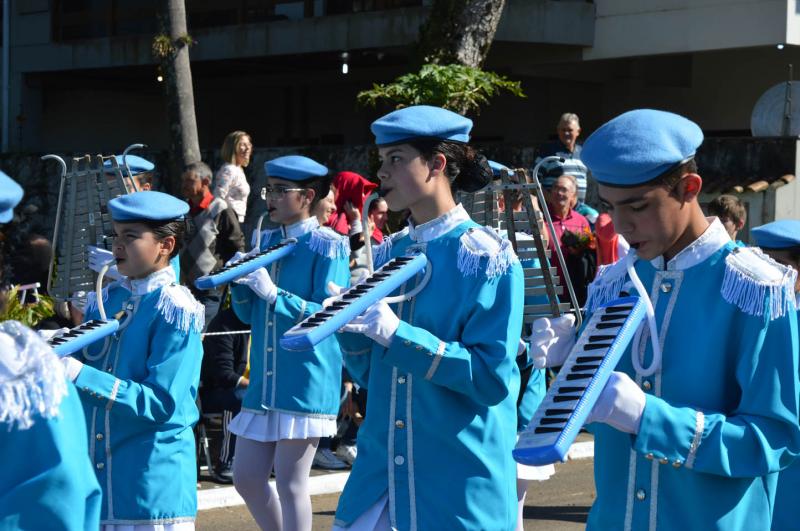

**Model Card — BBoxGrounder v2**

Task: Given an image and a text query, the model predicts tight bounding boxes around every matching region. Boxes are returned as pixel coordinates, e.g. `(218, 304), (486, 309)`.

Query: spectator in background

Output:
(200, 307), (250, 484)
(180, 161), (245, 328)
(328, 171), (377, 239)
(535, 113), (593, 204)
(545, 174), (594, 305)
(214, 131), (253, 223)
(367, 197), (389, 245)
(594, 213), (629, 266)
(707, 194), (747, 244)
(313, 184), (337, 227)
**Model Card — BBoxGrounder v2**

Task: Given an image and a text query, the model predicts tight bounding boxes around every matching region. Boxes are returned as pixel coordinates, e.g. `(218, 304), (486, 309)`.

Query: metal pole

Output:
(2, 0), (10, 152)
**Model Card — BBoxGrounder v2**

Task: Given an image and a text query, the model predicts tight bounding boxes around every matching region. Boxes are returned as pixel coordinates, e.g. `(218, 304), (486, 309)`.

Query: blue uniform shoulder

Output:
(308, 226), (350, 260)
(154, 284), (205, 334)
(0, 321), (68, 429)
(721, 246), (797, 320)
(372, 226), (409, 268)
(457, 224), (519, 279)
(585, 257), (629, 312)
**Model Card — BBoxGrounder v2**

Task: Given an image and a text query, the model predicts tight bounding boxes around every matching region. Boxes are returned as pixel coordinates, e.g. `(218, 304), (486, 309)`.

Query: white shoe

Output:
(313, 448), (348, 470)
(336, 444), (357, 466)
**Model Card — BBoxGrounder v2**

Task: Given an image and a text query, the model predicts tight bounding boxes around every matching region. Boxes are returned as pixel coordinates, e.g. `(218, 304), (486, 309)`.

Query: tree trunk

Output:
(158, 0), (200, 191)
(417, 0), (506, 68)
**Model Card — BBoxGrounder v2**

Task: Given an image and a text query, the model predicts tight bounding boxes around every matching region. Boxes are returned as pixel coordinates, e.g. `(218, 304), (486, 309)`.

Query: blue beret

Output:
(265, 155), (328, 182)
(371, 105), (472, 146)
(108, 191), (189, 222)
(104, 154), (155, 176)
(751, 220), (800, 249)
(488, 160), (510, 176)
(582, 109), (703, 187)
(0, 171), (23, 223)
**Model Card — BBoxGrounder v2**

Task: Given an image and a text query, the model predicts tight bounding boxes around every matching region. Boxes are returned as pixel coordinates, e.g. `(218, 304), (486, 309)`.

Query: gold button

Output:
(660, 283), (672, 293)
(395, 420), (405, 429)
(644, 453), (654, 460)
(96, 462), (105, 470)
(659, 457), (669, 465)
(672, 460), (683, 468)
(642, 380), (652, 391)
(635, 488), (646, 501)
(96, 433), (104, 441)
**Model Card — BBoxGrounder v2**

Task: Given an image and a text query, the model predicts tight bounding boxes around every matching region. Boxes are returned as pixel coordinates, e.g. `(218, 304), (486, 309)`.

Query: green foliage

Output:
(357, 63), (525, 115)
(151, 33), (195, 60)
(0, 286), (56, 328)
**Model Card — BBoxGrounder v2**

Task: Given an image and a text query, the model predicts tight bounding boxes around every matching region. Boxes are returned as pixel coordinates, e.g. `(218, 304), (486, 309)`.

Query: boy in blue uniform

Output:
(65, 191), (204, 530)
(228, 155), (350, 531)
(750, 219), (800, 531)
(330, 106), (524, 530)
(0, 171), (101, 531)
(530, 109), (799, 530)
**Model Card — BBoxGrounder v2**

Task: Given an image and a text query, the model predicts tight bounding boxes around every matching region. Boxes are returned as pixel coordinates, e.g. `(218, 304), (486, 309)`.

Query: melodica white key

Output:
(280, 253), (428, 352)
(513, 296), (647, 466)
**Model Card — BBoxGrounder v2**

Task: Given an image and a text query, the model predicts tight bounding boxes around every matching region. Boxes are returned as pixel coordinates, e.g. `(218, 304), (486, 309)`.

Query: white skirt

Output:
(228, 410), (337, 442)
(101, 523), (194, 531)
(515, 434), (555, 481)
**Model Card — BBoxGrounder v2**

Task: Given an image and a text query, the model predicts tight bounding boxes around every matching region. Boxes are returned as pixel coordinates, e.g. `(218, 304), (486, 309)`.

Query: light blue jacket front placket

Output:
(584, 220), (800, 531)
(231, 217), (351, 418)
(334, 205), (524, 531)
(75, 268), (205, 525)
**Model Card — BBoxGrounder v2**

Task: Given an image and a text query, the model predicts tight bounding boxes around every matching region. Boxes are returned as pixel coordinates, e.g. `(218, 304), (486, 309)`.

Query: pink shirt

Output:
(546, 204), (591, 289)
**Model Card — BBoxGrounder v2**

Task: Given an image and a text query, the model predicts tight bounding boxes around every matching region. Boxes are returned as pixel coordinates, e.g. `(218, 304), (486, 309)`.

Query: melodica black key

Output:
(513, 296), (647, 466)
(280, 253), (428, 351)
(48, 319), (120, 357)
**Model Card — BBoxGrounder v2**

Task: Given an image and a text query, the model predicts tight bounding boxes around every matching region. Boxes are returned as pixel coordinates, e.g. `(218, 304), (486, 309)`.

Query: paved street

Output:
(197, 457), (595, 530)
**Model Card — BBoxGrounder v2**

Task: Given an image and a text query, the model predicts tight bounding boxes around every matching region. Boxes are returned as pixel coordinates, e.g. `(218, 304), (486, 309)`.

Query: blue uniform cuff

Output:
(633, 394), (702, 469)
(382, 321), (446, 380)
(75, 365), (122, 410)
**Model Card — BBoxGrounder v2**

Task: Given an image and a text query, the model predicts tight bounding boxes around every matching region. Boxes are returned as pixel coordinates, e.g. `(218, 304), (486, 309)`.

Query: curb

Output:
(198, 471), (350, 511)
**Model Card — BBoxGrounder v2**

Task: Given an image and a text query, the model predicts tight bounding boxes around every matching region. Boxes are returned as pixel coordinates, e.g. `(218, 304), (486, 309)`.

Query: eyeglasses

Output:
(261, 186), (305, 200)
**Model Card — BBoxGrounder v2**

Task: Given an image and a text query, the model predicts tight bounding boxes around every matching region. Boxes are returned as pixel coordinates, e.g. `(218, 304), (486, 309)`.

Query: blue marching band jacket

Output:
(75, 266), (204, 525)
(232, 217), (351, 419)
(583, 219), (799, 531)
(334, 204), (524, 530)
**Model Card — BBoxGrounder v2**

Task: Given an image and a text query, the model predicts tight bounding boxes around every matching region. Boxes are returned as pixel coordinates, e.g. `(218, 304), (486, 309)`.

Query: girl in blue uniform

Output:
(330, 106), (524, 530)
(0, 171), (101, 531)
(63, 191), (204, 530)
(228, 155), (350, 531)
(751, 220), (800, 531)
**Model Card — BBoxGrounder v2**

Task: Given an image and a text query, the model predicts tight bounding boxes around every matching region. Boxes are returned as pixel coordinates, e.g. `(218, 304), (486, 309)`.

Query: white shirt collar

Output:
(649, 217), (731, 271)
(282, 217), (319, 239)
(408, 204), (470, 243)
(122, 266), (176, 296)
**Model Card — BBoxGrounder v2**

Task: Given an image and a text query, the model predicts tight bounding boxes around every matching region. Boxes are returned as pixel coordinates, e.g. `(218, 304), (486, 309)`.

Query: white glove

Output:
(341, 300), (400, 348)
(235, 267), (277, 304)
(87, 245), (122, 281)
(61, 357), (84, 382)
(527, 314), (577, 369)
(38, 327), (70, 341)
(585, 371), (646, 434)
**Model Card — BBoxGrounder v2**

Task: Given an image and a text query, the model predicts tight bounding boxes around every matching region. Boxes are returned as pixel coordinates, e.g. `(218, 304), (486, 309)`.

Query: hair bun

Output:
(453, 151), (492, 193)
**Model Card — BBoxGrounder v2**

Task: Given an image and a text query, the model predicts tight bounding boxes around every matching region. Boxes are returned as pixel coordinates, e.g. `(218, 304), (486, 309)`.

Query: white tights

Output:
(516, 478), (529, 531)
(232, 437), (319, 531)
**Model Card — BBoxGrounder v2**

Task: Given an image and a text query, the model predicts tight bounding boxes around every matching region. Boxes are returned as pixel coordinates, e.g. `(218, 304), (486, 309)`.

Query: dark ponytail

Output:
(407, 139), (492, 193)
